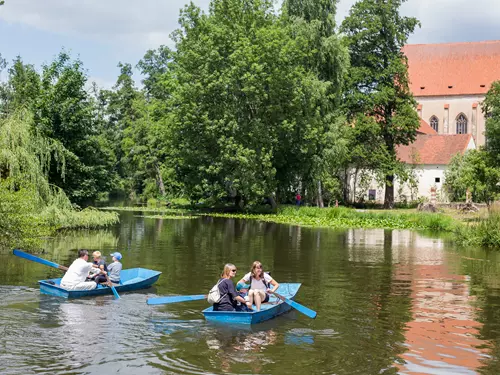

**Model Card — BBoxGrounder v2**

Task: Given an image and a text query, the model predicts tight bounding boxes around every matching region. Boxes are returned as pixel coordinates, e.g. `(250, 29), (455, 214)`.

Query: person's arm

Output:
(267, 277), (279, 293)
(226, 280), (245, 304)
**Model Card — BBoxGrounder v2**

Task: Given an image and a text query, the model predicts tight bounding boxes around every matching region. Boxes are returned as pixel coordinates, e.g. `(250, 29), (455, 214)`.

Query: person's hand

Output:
(266, 288), (272, 294)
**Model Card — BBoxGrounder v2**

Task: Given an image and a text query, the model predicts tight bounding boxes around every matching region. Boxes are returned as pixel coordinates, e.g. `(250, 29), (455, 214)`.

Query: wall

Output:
(416, 95), (486, 146)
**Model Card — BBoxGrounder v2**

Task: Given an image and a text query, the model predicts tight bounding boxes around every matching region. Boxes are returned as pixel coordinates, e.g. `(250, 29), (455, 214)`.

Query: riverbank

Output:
(102, 204), (459, 231)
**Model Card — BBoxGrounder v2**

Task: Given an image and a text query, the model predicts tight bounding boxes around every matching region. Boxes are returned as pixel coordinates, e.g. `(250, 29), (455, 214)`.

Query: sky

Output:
(0, 0), (499, 89)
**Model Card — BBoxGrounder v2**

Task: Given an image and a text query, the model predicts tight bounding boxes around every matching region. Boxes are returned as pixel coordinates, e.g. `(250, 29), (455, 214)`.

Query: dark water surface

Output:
(1, 211), (500, 375)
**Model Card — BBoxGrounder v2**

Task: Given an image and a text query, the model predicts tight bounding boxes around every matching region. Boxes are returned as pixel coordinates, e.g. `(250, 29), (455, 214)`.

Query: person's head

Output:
(221, 263), (237, 279)
(92, 251), (102, 261)
(110, 252), (122, 262)
(250, 260), (263, 278)
(236, 282), (250, 292)
(78, 249), (89, 260)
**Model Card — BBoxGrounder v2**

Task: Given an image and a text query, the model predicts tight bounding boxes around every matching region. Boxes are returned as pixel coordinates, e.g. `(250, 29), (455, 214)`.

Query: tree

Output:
(283, 0), (349, 207)
(483, 80), (500, 166)
(163, 0), (334, 207)
(444, 150), (500, 206)
(341, 0), (420, 208)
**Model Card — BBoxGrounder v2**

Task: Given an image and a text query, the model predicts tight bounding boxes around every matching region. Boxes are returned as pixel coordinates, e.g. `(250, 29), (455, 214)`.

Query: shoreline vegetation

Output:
(101, 203), (500, 248)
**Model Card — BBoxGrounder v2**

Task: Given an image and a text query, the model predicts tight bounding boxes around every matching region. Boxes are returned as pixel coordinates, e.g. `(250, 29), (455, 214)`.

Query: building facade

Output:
(404, 40), (500, 146)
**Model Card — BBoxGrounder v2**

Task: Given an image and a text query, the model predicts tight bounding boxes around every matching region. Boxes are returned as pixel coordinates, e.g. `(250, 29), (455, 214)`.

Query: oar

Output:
(13, 249), (68, 271)
(269, 291), (317, 319)
(105, 274), (120, 300)
(147, 294), (207, 305)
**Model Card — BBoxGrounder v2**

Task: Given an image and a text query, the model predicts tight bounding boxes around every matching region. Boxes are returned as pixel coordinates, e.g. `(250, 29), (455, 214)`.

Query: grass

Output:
(456, 210), (500, 248)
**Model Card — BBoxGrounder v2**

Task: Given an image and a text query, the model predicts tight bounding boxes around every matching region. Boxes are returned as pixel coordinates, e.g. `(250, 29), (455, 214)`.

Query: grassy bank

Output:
(204, 206), (458, 231)
(103, 204), (459, 232)
(456, 211), (500, 248)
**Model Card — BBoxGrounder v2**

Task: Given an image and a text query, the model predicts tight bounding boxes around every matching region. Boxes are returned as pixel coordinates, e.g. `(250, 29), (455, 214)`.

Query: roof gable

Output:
(403, 40), (500, 97)
(397, 134), (474, 165)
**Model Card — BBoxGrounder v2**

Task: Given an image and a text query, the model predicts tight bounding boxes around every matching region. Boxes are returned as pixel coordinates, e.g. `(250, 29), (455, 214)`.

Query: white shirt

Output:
(242, 272), (273, 291)
(61, 258), (93, 287)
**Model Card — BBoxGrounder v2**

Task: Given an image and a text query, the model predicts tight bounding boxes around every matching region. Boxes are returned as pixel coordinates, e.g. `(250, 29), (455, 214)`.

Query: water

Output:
(1, 211), (500, 375)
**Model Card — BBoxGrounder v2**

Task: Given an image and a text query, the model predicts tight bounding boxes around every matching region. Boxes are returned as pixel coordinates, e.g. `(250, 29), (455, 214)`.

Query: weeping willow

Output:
(0, 109), (118, 250)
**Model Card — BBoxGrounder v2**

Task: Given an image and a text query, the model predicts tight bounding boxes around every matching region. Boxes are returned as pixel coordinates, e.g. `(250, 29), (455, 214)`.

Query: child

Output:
(89, 251), (108, 284)
(107, 252), (123, 284)
(236, 282), (252, 311)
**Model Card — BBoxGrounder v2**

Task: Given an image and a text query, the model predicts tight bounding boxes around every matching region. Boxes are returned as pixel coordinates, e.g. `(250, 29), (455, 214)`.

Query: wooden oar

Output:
(269, 291), (317, 319)
(147, 294), (207, 305)
(14, 249), (120, 299)
(13, 249), (68, 271)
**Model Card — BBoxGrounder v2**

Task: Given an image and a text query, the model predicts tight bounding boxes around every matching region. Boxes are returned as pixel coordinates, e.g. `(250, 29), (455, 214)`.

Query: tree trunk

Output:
(352, 168), (359, 203)
(317, 180), (324, 208)
(384, 174), (394, 209)
(155, 163), (166, 196)
(268, 195), (277, 210)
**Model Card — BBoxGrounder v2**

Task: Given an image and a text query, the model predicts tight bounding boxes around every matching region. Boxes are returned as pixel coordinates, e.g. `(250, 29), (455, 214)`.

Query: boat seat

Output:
(122, 277), (144, 285)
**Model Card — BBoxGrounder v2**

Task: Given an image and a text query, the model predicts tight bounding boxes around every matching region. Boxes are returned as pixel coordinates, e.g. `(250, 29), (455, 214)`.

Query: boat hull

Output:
(202, 283), (301, 325)
(38, 268), (161, 298)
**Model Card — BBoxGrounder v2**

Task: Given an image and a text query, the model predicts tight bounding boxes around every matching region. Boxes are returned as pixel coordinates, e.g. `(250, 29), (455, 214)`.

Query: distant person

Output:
(88, 251), (108, 284)
(107, 252), (123, 284)
(212, 264), (247, 312)
(60, 249), (104, 291)
(296, 193), (301, 206)
(238, 261), (279, 312)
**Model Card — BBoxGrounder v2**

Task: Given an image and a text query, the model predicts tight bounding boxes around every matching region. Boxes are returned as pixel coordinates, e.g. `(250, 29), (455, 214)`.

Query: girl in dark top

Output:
(213, 263), (247, 312)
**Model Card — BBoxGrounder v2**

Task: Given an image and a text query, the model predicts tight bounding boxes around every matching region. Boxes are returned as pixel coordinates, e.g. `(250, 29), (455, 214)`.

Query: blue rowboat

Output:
(202, 283), (301, 325)
(38, 268), (161, 298)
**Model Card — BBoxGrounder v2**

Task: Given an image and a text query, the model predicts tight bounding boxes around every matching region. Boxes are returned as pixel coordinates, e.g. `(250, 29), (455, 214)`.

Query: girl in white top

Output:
(237, 260), (279, 311)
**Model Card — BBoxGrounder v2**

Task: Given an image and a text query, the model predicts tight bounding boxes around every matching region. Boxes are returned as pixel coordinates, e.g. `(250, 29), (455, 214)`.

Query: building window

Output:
(456, 113), (468, 134)
(435, 177), (441, 183)
(430, 116), (439, 132)
(368, 189), (376, 201)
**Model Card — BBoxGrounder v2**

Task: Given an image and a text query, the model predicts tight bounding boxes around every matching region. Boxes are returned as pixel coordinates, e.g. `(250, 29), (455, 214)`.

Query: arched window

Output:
(456, 113), (468, 134)
(429, 116), (439, 132)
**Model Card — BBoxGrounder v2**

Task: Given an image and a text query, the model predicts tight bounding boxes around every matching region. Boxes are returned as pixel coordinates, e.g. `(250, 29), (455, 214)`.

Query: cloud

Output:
(336, 0), (500, 44)
(1, 0), (498, 53)
(0, 0), (211, 50)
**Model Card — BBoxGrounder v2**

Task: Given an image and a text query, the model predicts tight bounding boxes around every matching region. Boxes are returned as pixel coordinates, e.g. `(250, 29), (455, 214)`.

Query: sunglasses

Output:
(231, 269), (237, 272)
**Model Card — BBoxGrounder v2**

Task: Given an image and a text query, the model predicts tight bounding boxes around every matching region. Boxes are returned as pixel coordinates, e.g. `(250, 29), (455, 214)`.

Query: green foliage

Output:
(159, 0), (346, 205)
(444, 150), (500, 205)
(205, 205), (458, 231)
(0, 110), (118, 250)
(340, 0), (420, 208)
(483, 80), (500, 167)
(456, 211), (500, 248)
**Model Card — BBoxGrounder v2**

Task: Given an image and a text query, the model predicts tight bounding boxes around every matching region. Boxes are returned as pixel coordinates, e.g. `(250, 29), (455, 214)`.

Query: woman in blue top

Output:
(213, 263), (247, 312)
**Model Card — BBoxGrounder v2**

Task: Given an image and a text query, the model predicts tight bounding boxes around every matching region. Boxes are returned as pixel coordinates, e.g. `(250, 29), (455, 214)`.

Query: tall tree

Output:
(483, 81), (500, 166)
(283, 0), (349, 207)
(164, 0), (334, 207)
(341, 0), (420, 208)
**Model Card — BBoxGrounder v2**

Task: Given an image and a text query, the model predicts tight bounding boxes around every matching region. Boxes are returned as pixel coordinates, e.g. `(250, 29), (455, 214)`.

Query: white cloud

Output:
(0, 0), (211, 50)
(336, 0), (500, 44)
(1, 0), (498, 51)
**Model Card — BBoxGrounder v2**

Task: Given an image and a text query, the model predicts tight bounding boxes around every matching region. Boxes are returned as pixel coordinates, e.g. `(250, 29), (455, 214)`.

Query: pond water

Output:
(1, 211), (500, 375)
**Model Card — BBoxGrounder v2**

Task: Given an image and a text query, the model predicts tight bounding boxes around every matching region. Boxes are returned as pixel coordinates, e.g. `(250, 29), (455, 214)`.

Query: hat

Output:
(110, 252), (122, 261)
(92, 251), (102, 257)
(236, 282), (250, 291)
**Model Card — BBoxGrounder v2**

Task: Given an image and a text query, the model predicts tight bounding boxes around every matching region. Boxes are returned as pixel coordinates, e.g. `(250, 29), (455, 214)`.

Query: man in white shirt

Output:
(60, 249), (102, 291)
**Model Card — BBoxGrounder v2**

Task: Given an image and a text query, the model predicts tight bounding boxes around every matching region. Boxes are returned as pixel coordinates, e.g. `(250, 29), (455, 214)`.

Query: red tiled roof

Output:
(417, 118), (437, 135)
(403, 40), (500, 97)
(397, 134), (473, 165)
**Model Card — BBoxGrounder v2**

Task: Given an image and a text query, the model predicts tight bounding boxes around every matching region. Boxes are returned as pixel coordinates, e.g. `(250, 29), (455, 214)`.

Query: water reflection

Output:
(2, 214), (500, 374)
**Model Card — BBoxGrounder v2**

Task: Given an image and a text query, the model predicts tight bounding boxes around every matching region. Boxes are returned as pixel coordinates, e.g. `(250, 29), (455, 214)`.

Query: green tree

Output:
(444, 150), (500, 206)
(341, 0), (420, 208)
(164, 0), (334, 207)
(283, 0), (349, 206)
(483, 81), (500, 166)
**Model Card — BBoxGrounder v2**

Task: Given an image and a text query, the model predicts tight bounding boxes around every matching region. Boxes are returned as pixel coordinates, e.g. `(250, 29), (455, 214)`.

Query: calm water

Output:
(1, 211), (500, 375)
